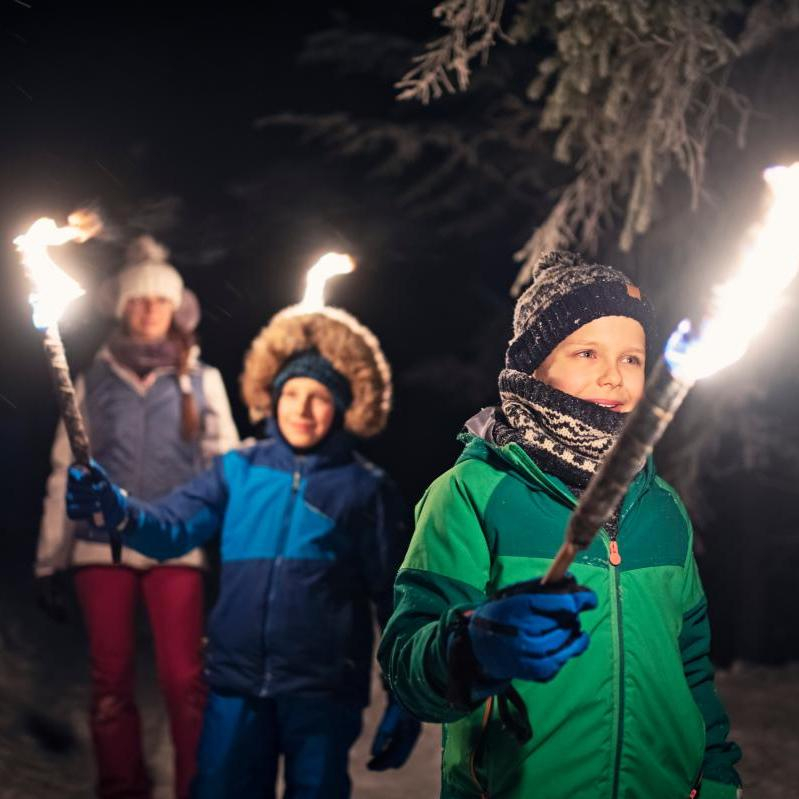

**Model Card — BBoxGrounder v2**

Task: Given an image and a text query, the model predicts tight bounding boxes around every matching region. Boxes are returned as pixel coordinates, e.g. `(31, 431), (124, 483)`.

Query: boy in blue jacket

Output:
(67, 304), (420, 798)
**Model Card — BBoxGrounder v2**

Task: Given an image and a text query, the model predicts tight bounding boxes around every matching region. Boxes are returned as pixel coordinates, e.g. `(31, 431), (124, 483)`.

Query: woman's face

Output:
(276, 376), (337, 450)
(123, 296), (175, 342)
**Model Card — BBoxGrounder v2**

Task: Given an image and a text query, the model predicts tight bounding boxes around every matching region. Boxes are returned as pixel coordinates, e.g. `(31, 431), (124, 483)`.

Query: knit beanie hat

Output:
(115, 235), (184, 317)
(505, 251), (656, 373)
(272, 349), (353, 414)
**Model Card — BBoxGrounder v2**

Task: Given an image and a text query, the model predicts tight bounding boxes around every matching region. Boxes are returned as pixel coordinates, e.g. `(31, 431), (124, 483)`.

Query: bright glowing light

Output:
(665, 163), (799, 383)
(298, 252), (355, 311)
(14, 213), (100, 329)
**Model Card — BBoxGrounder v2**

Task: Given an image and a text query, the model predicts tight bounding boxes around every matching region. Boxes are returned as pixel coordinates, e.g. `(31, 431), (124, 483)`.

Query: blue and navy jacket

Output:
(124, 420), (409, 707)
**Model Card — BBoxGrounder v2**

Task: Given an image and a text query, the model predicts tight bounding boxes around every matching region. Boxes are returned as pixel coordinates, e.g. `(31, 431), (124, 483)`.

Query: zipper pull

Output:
(292, 470), (301, 491)
(608, 539), (622, 567)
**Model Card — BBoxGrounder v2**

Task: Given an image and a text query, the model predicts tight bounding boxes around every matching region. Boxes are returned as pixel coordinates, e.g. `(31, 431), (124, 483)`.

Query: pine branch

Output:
(256, 106), (545, 222)
(737, 0), (799, 54)
(395, 0), (511, 104)
(512, 1), (752, 292)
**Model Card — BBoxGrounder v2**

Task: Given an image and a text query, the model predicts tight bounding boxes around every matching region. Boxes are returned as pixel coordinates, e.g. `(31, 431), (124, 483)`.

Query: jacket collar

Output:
(458, 407), (655, 513)
(96, 345), (200, 396)
(263, 417), (355, 473)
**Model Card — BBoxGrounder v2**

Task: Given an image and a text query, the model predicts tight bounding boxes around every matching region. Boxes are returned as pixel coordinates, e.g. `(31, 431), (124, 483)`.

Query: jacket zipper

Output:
(469, 696), (493, 799)
(608, 537), (621, 566)
(608, 540), (625, 799)
(259, 458), (304, 696)
(688, 765), (703, 797)
(608, 488), (648, 798)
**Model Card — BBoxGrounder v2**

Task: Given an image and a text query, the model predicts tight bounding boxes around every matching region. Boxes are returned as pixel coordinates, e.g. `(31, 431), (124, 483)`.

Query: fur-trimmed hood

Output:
(240, 306), (392, 438)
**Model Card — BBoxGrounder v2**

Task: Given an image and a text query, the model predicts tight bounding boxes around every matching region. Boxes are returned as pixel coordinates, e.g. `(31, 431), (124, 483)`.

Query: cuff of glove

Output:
(108, 488), (131, 533)
(111, 510), (129, 532)
(116, 494), (140, 535)
(445, 608), (510, 709)
(697, 779), (742, 799)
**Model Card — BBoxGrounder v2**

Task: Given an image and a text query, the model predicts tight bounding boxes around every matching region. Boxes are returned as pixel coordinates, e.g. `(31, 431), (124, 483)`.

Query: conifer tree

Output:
(397, 0), (799, 291)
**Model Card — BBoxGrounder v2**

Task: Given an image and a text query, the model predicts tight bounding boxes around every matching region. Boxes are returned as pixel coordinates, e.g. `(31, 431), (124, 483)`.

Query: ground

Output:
(0, 532), (794, 798)
(1, 597), (797, 798)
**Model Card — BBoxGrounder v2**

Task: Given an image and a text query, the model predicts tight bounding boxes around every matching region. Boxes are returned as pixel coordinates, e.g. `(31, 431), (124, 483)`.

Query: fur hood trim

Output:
(240, 305), (392, 438)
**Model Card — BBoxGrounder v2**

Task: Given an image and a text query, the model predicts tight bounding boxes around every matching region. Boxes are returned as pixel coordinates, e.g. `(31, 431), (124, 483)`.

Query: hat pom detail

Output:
(126, 234), (170, 267)
(533, 250), (589, 277)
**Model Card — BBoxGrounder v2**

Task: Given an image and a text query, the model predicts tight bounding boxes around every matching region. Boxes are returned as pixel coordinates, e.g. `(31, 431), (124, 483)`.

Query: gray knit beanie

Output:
(505, 251), (656, 373)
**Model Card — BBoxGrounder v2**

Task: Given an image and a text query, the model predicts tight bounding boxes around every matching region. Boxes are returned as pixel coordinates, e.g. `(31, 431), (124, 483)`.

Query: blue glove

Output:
(66, 460), (128, 531)
(468, 575), (597, 683)
(367, 695), (421, 771)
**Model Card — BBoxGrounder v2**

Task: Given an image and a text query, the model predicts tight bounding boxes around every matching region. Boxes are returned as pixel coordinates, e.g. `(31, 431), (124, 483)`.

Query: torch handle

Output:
(42, 326), (122, 564)
(42, 326), (92, 466)
(542, 358), (693, 584)
(544, 542), (581, 584)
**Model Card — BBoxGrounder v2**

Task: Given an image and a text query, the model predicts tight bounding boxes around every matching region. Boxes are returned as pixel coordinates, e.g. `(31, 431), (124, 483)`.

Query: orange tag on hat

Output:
(627, 284), (641, 300)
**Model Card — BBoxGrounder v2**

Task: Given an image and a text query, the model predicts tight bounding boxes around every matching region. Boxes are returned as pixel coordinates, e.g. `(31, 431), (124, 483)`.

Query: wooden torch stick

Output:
(42, 324), (122, 564)
(542, 358), (693, 584)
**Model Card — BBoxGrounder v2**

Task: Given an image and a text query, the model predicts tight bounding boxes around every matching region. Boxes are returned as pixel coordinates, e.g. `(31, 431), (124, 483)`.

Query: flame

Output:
(14, 213), (101, 330)
(665, 163), (799, 383)
(298, 252), (355, 311)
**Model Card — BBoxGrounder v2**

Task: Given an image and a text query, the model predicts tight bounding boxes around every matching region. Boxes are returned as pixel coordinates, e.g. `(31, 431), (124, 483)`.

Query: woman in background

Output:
(35, 235), (239, 799)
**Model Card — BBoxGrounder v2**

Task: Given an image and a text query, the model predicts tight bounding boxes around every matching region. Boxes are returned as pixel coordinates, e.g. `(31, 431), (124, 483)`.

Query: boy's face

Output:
(533, 316), (646, 412)
(276, 376), (337, 449)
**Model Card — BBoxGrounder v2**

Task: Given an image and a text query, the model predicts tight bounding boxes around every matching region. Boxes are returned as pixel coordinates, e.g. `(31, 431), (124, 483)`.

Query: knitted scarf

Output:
(494, 368), (628, 490)
(107, 328), (201, 441)
(107, 329), (182, 378)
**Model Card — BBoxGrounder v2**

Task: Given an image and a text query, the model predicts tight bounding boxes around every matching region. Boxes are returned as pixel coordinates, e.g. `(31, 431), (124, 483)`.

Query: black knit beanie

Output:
(505, 251), (656, 373)
(272, 349), (353, 414)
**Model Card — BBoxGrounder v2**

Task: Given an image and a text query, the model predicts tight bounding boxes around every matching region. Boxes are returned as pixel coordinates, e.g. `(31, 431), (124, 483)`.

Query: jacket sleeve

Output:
(358, 476), (411, 632)
(679, 517), (742, 795)
(123, 454), (230, 560)
(200, 366), (240, 463)
(377, 465), (496, 723)
(35, 377), (86, 576)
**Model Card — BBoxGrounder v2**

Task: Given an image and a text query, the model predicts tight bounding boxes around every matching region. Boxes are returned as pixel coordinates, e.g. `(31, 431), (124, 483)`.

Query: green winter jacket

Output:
(378, 422), (742, 799)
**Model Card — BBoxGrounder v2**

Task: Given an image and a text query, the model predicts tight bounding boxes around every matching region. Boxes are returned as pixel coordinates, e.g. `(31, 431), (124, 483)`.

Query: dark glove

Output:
(66, 460), (127, 530)
(367, 694), (421, 771)
(35, 573), (69, 624)
(468, 575), (597, 683)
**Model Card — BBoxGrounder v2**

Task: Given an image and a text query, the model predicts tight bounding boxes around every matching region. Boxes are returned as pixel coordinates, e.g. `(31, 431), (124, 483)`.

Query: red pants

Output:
(74, 565), (207, 799)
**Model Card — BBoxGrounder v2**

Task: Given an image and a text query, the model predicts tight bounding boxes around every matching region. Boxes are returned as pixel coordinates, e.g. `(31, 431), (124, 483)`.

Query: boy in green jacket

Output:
(378, 252), (742, 799)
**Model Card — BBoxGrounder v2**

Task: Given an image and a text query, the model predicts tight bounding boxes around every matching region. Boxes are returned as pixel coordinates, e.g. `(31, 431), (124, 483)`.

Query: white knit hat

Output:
(115, 235), (184, 317)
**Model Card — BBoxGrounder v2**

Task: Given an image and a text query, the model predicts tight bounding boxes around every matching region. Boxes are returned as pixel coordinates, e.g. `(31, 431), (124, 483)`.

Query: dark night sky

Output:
(0, 1), (520, 576)
(2, 2), (799, 663)
(0, 1), (516, 483)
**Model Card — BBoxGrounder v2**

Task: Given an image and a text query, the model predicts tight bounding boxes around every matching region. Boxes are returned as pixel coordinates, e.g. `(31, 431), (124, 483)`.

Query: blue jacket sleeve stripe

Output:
(124, 455), (229, 560)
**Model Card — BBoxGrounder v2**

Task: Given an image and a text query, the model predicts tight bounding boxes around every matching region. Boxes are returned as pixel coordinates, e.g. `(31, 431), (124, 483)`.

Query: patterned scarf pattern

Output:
(493, 368), (627, 489)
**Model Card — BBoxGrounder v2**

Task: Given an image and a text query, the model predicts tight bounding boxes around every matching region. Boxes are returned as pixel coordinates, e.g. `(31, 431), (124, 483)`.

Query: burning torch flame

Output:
(14, 211), (101, 330)
(298, 252), (355, 311)
(666, 163), (799, 383)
